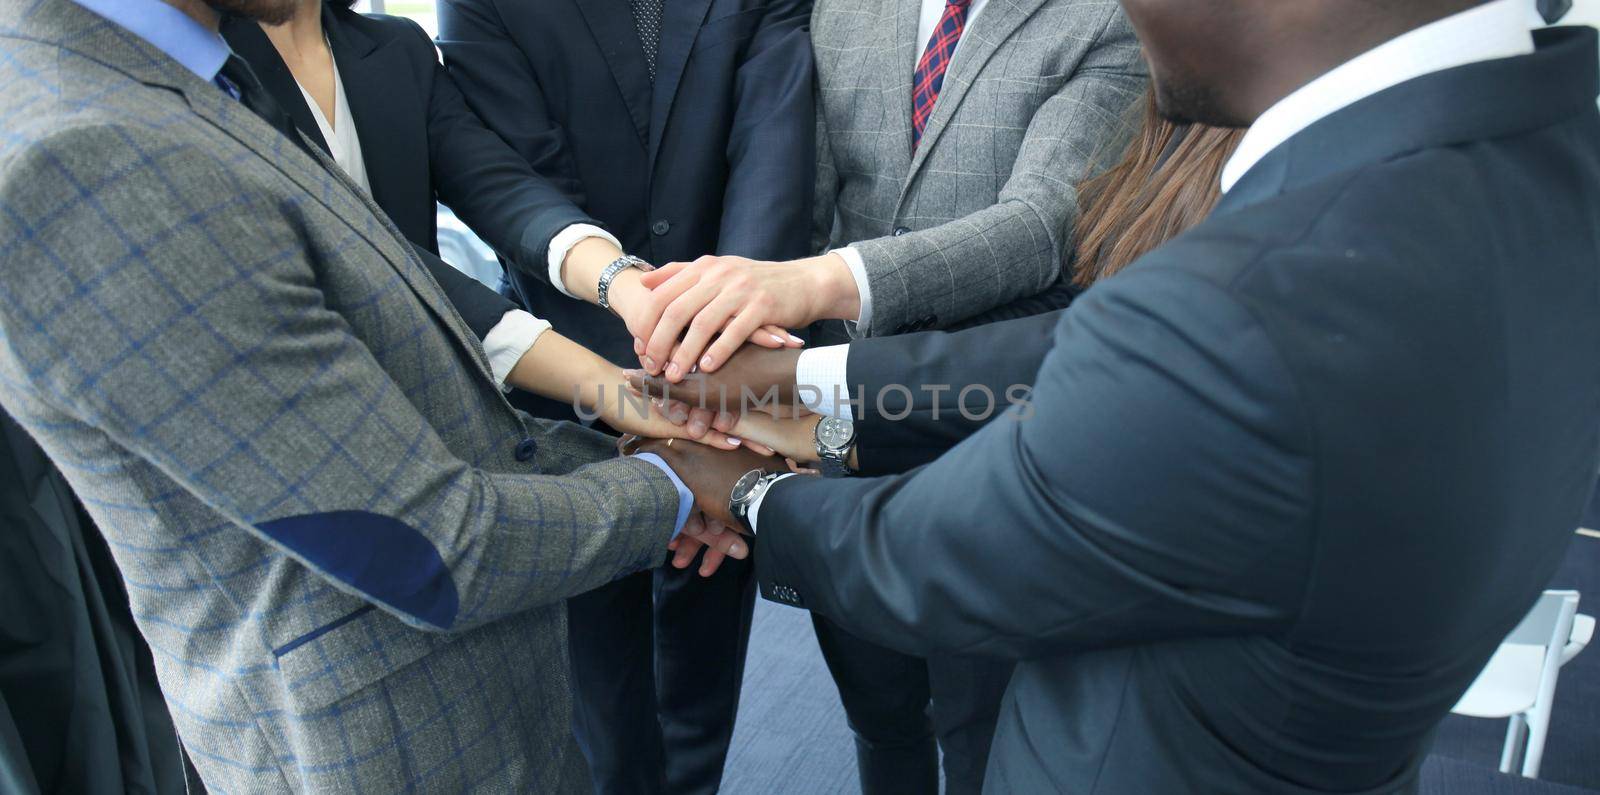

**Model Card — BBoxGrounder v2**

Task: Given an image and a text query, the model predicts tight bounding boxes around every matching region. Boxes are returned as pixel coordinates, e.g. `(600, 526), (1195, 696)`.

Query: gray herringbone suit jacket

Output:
(0, 2), (683, 791)
(813, 0), (1145, 335)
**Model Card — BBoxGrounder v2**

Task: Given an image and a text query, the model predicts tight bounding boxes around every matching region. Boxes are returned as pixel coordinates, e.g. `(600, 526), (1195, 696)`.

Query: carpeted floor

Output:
(725, 531), (1600, 793)
(722, 601), (861, 794)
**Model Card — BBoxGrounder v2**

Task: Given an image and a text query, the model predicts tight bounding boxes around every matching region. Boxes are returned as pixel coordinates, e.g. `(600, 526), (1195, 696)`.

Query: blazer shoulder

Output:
(341, 7), (437, 56)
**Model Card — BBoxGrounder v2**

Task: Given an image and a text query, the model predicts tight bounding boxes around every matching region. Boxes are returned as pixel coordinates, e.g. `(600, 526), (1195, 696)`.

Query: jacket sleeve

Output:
(754, 265), (1315, 660)
(714, 0), (817, 261)
(849, 6), (1145, 334)
(0, 125), (681, 636)
(412, 241), (516, 341)
(846, 307), (1066, 474)
(403, 18), (600, 284)
(435, 0), (597, 285)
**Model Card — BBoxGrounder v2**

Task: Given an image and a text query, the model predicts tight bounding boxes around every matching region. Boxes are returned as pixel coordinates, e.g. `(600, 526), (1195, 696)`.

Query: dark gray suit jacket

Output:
(755, 28), (1600, 793)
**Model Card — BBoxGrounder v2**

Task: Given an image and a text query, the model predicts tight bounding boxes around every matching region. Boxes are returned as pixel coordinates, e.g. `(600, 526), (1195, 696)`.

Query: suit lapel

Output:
(219, 16), (331, 155)
(31, 0), (497, 386)
(327, 9), (425, 222)
(186, 72), (496, 384)
(878, 0), (922, 179)
(905, 0), (1048, 183)
(647, 0), (715, 163)
(574, 0), (653, 148)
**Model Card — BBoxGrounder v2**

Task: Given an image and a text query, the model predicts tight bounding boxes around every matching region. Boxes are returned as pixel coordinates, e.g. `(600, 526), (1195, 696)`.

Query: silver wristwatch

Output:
(728, 468), (782, 534)
(814, 416), (856, 478)
(597, 254), (653, 311)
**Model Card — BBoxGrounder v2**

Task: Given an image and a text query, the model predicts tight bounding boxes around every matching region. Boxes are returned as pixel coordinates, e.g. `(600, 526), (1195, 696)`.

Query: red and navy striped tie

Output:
(911, 0), (974, 152)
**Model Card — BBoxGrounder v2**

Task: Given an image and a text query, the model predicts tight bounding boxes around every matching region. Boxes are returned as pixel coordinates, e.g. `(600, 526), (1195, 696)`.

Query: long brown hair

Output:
(1071, 93), (1244, 287)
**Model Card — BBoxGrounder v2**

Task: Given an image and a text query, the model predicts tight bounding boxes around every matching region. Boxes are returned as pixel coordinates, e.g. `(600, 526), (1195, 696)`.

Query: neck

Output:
(163, 0), (221, 31)
(261, 0), (326, 56)
(1234, 0), (1484, 121)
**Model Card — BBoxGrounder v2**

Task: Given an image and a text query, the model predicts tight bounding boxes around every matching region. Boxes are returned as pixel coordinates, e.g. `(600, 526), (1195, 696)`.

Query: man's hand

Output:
(633, 253), (859, 381)
(556, 237), (805, 370)
(624, 343), (803, 420)
(670, 512), (749, 578)
(629, 437), (790, 527)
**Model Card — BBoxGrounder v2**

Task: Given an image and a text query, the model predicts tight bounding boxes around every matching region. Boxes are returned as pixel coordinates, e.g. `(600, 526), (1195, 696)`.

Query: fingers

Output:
(651, 396), (690, 424)
(638, 260), (690, 290)
(649, 280), (730, 380)
(634, 265), (704, 373)
(668, 522), (733, 577)
(750, 324), (803, 349)
(681, 516), (749, 560)
(686, 406), (715, 438)
(699, 309), (766, 374)
(671, 520), (707, 569)
(698, 545), (729, 578)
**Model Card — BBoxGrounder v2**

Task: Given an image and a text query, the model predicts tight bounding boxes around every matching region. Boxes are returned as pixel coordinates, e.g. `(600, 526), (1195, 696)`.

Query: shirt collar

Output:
(69, 0), (231, 83)
(1220, 0), (1537, 193)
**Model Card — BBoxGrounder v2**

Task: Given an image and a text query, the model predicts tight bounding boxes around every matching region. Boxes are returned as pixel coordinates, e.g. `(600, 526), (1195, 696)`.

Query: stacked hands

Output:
(593, 252), (862, 578)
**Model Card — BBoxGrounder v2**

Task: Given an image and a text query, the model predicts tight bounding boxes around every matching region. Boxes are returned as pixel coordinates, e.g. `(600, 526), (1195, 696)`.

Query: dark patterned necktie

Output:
(911, 0), (973, 152)
(631, 0), (664, 81)
(216, 55), (319, 161)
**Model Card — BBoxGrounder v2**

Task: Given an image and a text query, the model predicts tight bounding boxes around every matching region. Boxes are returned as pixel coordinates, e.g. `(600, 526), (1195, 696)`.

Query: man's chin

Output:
(1154, 82), (1249, 130)
(204, 0), (298, 25)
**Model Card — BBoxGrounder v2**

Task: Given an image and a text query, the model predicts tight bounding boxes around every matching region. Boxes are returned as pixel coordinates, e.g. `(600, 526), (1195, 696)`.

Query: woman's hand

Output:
(630, 253), (858, 381)
(722, 411), (822, 465)
(595, 380), (776, 453)
(607, 269), (805, 374)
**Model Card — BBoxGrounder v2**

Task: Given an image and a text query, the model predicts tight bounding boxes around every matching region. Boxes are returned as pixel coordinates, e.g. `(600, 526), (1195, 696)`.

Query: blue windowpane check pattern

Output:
(0, 1), (686, 790)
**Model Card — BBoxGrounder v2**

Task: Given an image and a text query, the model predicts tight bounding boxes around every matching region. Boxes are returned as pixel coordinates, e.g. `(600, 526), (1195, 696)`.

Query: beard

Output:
(204, 0), (299, 25)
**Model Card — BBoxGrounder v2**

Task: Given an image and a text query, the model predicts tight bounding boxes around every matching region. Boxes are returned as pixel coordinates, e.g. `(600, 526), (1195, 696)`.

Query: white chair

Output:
(1451, 590), (1590, 779)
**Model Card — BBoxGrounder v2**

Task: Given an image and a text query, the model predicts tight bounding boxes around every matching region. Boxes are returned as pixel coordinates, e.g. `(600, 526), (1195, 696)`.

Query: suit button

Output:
(514, 438), (539, 462)
(651, 220), (672, 236)
(893, 323), (910, 334)
(892, 226), (910, 236)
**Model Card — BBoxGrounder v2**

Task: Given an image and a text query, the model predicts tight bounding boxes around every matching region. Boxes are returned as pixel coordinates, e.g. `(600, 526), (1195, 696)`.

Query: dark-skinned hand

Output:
(625, 435), (791, 528)
(623, 344), (803, 427)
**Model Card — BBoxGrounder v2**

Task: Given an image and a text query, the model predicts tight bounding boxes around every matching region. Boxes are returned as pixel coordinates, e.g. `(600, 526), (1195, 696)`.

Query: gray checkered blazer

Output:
(0, 1), (684, 791)
(813, 0), (1146, 335)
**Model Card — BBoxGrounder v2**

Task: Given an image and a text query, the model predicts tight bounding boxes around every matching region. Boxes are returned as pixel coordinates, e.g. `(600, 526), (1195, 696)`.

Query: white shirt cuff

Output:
(747, 473), (798, 535)
(833, 246), (873, 336)
(795, 344), (855, 421)
(484, 309), (553, 390)
(547, 223), (623, 300)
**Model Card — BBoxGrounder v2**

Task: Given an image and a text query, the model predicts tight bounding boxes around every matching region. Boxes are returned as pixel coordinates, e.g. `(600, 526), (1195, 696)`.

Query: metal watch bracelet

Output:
(597, 255), (651, 311)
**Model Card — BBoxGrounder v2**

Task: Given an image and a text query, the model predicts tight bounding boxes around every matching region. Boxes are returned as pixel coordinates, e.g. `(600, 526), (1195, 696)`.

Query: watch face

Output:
(817, 417), (855, 449)
(730, 470), (763, 503)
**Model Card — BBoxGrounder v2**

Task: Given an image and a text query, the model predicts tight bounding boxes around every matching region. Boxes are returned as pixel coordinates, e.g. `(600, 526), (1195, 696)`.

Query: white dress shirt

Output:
(1220, 0), (1536, 192)
(775, 0), (1544, 501)
(295, 54), (553, 388)
(296, 59), (370, 194)
(832, 0), (993, 335)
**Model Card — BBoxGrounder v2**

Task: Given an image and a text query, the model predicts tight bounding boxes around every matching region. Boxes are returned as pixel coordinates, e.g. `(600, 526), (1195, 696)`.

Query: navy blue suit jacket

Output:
(755, 28), (1600, 793)
(438, 0), (814, 368)
(222, 6), (599, 341)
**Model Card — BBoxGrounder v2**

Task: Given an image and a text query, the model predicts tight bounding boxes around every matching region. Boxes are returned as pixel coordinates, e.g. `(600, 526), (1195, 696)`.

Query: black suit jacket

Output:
(222, 5), (600, 341)
(756, 28), (1600, 793)
(438, 0), (814, 367)
(842, 307), (1063, 475)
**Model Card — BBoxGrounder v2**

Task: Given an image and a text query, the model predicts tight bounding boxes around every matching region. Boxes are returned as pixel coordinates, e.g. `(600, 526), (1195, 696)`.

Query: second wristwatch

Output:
(814, 416), (855, 478)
